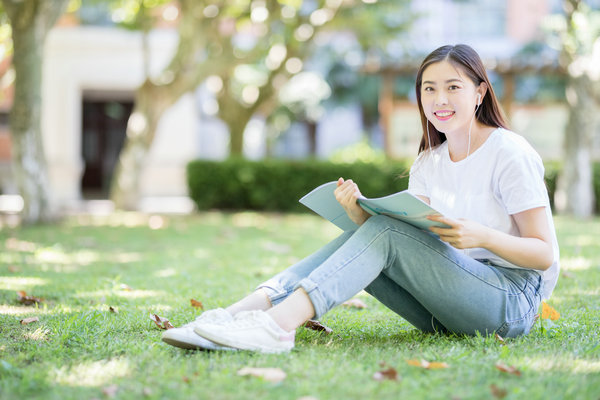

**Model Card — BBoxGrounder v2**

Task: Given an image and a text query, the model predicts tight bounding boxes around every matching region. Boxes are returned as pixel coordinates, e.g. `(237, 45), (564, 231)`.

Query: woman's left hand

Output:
(427, 214), (490, 249)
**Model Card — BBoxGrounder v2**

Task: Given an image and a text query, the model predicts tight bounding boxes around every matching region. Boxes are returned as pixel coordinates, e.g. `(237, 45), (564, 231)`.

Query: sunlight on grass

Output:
(0, 305), (50, 316)
(0, 276), (48, 290)
(155, 268), (177, 278)
(561, 257), (593, 270)
(23, 327), (51, 341)
(4, 238), (36, 252)
(525, 356), (600, 374)
(562, 234), (599, 247)
(52, 357), (131, 387)
(562, 288), (600, 297)
(33, 248), (142, 266)
(75, 289), (168, 300)
(231, 211), (270, 227)
(193, 248), (211, 259)
(35, 248), (98, 265)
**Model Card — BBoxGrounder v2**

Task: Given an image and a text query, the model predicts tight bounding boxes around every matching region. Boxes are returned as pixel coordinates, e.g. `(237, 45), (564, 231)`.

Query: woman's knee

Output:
(359, 214), (393, 233)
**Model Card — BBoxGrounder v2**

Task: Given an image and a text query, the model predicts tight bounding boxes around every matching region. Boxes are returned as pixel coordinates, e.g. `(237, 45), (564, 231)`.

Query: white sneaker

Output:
(193, 310), (295, 354)
(161, 308), (235, 351)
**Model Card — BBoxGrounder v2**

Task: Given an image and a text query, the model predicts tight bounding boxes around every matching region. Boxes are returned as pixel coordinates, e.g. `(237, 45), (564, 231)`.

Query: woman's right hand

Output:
(334, 177), (371, 226)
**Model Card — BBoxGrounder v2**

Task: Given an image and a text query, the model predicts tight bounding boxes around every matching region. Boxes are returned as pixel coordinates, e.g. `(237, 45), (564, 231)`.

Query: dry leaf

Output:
(373, 363), (399, 381)
(540, 302), (560, 321)
(190, 299), (204, 309)
(142, 388), (152, 397)
(495, 362), (522, 376)
(149, 313), (174, 330)
(20, 316), (39, 325)
(342, 298), (367, 309)
(119, 283), (133, 291)
(406, 359), (449, 369)
(490, 384), (508, 399)
(494, 333), (506, 346)
(16, 291), (44, 305)
(102, 384), (119, 397)
(303, 319), (333, 334)
(7, 265), (18, 273)
(561, 271), (574, 279)
(237, 367), (286, 383)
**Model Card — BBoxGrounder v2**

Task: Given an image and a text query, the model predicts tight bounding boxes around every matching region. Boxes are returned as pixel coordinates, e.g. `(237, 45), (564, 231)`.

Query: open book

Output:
(299, 181), (447, 231)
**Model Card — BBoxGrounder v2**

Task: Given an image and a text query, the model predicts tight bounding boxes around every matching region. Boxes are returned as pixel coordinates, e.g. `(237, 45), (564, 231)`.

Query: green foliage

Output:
(186, 158), (411, 212)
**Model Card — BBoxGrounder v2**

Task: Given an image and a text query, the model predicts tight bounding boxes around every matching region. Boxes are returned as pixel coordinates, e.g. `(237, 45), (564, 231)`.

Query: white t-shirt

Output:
(408, 128), (560, 300)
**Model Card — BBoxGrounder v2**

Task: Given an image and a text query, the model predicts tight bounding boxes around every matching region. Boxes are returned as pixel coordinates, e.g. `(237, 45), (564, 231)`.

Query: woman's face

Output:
(420, 60), (482, 137)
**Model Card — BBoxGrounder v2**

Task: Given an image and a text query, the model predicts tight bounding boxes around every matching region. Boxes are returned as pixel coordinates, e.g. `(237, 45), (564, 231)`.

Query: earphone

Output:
(476, 93), (481, 105)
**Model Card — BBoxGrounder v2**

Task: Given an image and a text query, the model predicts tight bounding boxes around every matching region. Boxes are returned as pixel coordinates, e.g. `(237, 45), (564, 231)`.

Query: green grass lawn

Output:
(1, 212), (599, 400)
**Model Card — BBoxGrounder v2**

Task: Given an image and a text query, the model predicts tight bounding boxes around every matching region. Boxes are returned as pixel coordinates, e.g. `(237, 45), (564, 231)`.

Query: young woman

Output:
(162, 44), (560, 353)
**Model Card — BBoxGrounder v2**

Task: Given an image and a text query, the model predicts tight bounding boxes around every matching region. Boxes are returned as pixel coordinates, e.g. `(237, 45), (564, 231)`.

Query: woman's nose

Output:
(435, 91), (448, 105)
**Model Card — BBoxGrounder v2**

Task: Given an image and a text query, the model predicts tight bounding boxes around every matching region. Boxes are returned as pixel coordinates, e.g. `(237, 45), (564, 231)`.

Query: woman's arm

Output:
(427, 206), (554, 270)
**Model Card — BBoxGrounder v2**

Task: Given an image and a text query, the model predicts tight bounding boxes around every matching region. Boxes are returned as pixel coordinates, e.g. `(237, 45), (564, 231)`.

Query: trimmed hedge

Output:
(187, 158), (411, 212)
(186, 158), (600, 214)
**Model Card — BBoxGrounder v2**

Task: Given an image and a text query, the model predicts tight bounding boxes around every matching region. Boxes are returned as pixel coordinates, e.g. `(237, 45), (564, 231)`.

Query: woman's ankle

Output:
(226, 288), (272, 316)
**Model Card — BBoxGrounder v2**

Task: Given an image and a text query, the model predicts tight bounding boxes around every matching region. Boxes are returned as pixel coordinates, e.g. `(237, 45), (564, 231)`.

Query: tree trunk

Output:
(556, 77), (596, 216)
(109, 0), (224, 209)
(555, 0), (598, 217)
(2, 0), (68, 224)
(218, 93), (255, 157)
(109, 81), (170, 210)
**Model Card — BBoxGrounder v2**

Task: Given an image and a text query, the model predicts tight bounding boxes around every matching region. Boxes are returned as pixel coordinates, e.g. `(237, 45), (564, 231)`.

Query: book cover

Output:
(299, 181), (447, 231)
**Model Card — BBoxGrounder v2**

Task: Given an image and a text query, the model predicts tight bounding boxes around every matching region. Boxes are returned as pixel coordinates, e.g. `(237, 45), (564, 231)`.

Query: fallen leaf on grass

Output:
(373, 363), (399, 381)
(237, 367), (286, 383)
(149, 313), (174, 330)
(190, 299), (204, 309)
(119, 283), (133, 291)
(342, 298), (367, 309)
(7, 265), (19, 273)
(494, 333), (506, 346)
(406, 359), (449, 369)
(303, 319), (333, 334)
(102, 384), (118, 397)
(540, 301), (560, 321)
(20, 317), (39, 325)
(490, 384), (508, 399)
(16, 291), (44, 305)
(495, 362), (521, 376)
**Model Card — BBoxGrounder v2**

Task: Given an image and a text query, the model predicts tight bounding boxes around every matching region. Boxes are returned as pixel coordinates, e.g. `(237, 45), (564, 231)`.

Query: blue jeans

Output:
(258, 215), (543, 338)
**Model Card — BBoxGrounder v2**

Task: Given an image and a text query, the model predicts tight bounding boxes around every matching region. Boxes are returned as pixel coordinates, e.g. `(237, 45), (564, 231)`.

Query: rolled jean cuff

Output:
(256, 281), (291, 306)
(296, 277), (328, 319)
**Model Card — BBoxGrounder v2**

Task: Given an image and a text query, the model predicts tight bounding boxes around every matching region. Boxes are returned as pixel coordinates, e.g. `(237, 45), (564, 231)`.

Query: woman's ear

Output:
(476, 82), (488, 104)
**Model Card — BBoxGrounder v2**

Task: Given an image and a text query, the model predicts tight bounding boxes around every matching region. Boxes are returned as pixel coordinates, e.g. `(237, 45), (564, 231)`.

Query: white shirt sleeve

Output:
(495, 151), (549, 215)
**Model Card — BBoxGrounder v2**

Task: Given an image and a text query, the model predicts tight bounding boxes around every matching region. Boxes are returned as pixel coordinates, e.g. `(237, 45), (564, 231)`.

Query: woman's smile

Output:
(434, 110), (455, 121)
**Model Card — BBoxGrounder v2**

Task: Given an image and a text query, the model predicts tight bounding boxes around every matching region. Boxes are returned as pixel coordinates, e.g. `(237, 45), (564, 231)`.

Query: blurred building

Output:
(0, 0), (580, 213)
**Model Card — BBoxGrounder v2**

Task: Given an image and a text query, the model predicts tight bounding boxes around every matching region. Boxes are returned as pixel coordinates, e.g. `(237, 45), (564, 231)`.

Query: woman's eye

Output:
(449, 85), (460, 90)
(423, 87), (434, 92)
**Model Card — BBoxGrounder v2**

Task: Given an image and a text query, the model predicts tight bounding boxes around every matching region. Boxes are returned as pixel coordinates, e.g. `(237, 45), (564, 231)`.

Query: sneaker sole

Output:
(161, 329), (235, 351)
(194, 326), (293, 354)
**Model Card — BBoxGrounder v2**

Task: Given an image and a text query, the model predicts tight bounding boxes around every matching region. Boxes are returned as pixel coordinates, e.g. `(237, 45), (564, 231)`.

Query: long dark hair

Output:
(415, 44), (508, 154)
